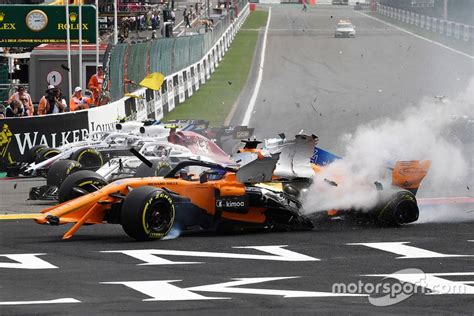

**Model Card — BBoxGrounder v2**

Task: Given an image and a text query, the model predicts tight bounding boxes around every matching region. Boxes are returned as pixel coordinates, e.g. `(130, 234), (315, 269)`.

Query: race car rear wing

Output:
(391, 160), (431, 195)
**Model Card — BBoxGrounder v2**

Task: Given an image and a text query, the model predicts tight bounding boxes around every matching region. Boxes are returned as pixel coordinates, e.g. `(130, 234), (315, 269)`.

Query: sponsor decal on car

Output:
(216, 195), (249, 213)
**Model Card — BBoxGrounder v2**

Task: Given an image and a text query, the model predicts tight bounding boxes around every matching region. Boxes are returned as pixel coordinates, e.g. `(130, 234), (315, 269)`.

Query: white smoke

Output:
(417, 205), (474, 224)
(162, 226), (181, 240)
(303, 79), (474, 214)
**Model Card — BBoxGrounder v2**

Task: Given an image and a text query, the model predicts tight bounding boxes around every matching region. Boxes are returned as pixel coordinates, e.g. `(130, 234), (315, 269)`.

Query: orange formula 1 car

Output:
(2, 132), (431, 241)
(20, 158), (313, 241)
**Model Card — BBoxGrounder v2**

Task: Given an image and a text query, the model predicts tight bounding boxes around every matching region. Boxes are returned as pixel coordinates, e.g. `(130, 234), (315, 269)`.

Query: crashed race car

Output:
(26, 158), (314, 241)
(10, 119), (253, 179)
(6, 132), (430, 241)
(8, 120), (156, 178)
(28, 122), (252, 200)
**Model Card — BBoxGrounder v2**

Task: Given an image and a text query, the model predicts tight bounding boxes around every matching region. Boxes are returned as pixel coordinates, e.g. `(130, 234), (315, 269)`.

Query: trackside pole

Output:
(95, 0), (99, 69)
(79, 2), (83, 89)
(66, 2), (72, 97)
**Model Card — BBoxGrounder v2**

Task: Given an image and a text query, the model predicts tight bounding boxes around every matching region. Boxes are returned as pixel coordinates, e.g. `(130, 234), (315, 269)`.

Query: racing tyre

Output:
(25, 145), (48, 163)
(70, 147), (103, 170)
(376, 190), (419, 226)
(34, 147), (62, 164)
(134, 160), (172, 177)
(121, 186), (176, 241)
(47, 159), (82, 186)
(58, 170), (107, 203)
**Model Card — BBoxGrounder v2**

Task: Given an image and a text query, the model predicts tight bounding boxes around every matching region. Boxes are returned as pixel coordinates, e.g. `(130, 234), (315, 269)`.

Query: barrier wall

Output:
(0, 3), (251, 170)
(376, 4), (474, 44)
(108, 0), (248, 101)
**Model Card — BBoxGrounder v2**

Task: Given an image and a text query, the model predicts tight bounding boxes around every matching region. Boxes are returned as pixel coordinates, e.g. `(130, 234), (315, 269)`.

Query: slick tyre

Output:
(34, 147), (61, 164)
(121, 186), (175, 241)
(376, 190), (419, 226)
(47, 159), (82, 186)
(70, 147), (103, 170)
(25, 145), (47, 163)
(58, 170), (107, 203)
(134, 160), (172, 177)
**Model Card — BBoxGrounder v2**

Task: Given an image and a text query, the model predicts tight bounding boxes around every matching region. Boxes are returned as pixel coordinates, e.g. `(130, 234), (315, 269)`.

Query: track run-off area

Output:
(1, 5), (473, 314)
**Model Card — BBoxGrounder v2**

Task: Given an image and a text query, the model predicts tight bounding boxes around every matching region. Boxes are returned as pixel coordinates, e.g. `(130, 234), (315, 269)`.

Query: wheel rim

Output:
(394, 200), (417, 224)
(78, 152), (103, 169)
(146, 200), (172, 232)
(43, 151), (60, 160)
(32, 147), (46, 160)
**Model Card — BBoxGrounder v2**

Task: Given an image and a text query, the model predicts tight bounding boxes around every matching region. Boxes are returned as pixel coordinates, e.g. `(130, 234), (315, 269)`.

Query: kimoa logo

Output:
(216, 199), (245, 208)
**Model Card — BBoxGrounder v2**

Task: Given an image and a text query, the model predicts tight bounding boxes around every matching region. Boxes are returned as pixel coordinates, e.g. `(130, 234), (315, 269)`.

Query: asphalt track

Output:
(1, 5), (473, 315)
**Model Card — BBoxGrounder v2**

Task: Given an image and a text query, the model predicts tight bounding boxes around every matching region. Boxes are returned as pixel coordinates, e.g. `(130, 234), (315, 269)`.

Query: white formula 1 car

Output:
(28, 121), (253, 200)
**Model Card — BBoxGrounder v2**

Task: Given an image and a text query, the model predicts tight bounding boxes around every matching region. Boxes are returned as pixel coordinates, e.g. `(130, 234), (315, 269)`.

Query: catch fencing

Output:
(107, 0), (248, 101)
(0, 2), (250, 170)
(377, 4), (474, 43)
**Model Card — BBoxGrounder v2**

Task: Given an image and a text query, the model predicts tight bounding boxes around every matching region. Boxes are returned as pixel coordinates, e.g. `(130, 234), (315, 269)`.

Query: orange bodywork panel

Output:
(311, 160), (430, 192)
(34, 172), (266, 239)
(392, 160), (431, 190)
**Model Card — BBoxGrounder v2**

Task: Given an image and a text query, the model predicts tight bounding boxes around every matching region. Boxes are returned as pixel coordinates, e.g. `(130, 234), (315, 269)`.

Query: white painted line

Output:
(0, 298), (80, 305)
(242, 7), (272, 126)
(357, 11), (474, 59)
(174, 20), (184, 31)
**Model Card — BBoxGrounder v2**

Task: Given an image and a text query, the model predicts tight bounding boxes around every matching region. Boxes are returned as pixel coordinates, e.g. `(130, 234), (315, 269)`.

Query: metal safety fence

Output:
(107, 0), (247, 101)
(377, 4), (474, 44)
(0, 2), (251, 170)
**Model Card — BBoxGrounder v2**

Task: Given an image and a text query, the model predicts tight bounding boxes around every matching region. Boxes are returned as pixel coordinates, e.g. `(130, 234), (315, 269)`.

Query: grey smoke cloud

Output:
(303, 79), (473, 214)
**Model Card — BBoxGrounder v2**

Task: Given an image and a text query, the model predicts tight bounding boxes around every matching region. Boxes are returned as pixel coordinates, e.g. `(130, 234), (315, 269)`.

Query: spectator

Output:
(201, 18), (213, 32)
(69, 87), (93, 111)
(37, 85), (54, 115)
(152, 14), (158, 30)
(54, 87), (68, 112)
(170, 10), (176, 25)
(19, 94), (32, 116)
(88, 66), (104, 106)
(5, 100), (27, 117)
(146, 10), (153, 30)
(38, 85), (66, 115)
(8, 85), (33, 116)
(183, 8), (191, 28)
(130, 16), (137, 31)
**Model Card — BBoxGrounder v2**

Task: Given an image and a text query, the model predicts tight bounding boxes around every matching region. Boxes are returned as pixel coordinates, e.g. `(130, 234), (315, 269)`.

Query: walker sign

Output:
(0, 5), (96, 47)
(0, 111), (88, 169)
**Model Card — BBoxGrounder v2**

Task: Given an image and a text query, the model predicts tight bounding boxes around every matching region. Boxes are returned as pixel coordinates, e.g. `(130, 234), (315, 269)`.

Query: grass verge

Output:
(163, 10), (269, 125)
